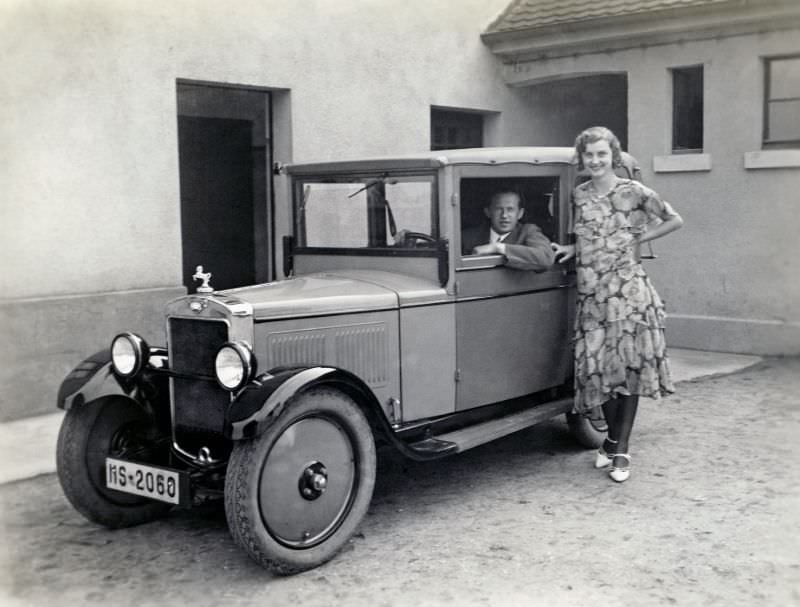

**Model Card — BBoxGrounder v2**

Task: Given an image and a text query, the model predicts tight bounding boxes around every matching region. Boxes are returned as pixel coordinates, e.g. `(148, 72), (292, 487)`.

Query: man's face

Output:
(485, 193), (524, 235)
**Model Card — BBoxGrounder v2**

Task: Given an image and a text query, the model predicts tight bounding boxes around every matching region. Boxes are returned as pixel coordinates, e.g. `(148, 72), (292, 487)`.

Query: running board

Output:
(406, 396), (573, 456)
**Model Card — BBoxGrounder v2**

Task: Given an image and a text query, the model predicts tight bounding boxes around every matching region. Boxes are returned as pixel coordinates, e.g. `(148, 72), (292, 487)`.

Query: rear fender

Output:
(225, 366), (388, 441)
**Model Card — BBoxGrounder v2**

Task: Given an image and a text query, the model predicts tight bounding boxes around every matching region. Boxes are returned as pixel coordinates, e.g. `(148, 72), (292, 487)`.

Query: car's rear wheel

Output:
(224, 387), (376, 575)
(56, 397), (172, 528)
(566, 408), (607, 449)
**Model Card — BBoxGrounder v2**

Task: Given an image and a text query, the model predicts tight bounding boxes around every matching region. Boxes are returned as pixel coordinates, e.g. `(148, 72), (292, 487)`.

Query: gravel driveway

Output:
(1, 358), (798, 607)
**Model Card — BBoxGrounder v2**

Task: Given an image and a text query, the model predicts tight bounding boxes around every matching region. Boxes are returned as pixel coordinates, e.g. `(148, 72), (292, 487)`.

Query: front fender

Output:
(225, 366), (384, 440)
(57, 350), (130, 410)
(57, 349), (169, 419)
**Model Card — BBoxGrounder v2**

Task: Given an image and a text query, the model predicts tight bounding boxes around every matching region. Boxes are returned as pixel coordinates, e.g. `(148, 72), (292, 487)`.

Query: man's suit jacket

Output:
(461, 222), (554, 271)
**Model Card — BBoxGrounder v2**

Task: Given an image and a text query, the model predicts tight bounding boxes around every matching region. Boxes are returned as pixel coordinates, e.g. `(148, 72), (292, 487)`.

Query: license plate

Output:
(105, 458), (183, 505)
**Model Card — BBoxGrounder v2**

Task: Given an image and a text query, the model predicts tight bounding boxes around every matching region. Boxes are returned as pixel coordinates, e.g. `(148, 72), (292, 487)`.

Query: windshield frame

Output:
(292, 170), (440, 256)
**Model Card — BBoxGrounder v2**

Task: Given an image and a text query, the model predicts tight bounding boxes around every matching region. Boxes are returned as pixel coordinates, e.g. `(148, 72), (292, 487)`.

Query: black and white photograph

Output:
(1, 0), (799, 605)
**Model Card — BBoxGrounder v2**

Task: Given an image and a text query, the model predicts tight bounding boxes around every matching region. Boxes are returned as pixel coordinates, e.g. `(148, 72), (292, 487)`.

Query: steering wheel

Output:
(398, 231), (437, 248)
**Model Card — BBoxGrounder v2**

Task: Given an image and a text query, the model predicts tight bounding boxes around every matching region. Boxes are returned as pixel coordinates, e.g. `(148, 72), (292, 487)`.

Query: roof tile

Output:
(486, 0), (735, 33)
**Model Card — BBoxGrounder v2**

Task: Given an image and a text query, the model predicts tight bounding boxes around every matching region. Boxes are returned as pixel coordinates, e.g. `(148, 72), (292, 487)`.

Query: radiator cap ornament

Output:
(193, 265), (214, 294)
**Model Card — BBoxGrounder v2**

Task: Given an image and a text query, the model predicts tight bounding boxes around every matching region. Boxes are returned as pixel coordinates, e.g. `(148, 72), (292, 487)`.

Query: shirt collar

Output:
(490, 228), (510, 243)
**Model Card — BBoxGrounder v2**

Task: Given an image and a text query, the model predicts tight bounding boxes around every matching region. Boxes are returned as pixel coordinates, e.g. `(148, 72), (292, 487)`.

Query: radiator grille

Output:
(169, 317), (228, 376)
(168, 317), (229, 436)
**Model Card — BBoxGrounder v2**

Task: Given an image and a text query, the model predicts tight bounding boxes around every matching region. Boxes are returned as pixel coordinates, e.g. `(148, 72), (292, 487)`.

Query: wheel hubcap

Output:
(259, 415), (357, 548)
(299, 462), (328, 500)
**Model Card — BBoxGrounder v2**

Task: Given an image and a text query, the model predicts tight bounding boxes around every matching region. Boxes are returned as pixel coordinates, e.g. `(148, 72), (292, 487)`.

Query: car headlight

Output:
(214, 341), (255, 391)
(111, 332), (149, 378)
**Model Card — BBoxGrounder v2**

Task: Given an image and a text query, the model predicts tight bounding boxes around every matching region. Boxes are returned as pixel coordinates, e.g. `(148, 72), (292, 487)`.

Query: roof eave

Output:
(482, 1), (800, 62)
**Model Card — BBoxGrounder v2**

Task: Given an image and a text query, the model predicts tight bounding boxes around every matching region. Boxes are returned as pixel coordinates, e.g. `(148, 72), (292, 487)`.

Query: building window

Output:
(431, 108), (483, 150)
(671, 65), (704, 153)
(764, 55), (800, 147)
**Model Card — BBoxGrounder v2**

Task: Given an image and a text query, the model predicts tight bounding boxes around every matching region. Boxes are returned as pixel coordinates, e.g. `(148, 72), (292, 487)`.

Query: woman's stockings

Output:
(602, 398), (619, 443)
(602, 394), (639, 453)
(613, 395), (639, 453)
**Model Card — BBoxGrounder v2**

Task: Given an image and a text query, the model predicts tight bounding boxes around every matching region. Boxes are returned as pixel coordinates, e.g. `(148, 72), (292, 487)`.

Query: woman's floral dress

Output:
(572, 178), (675, 412)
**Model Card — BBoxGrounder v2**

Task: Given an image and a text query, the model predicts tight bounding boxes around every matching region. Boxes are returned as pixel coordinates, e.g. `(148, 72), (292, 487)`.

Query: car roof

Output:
(286, 146), (578, 174)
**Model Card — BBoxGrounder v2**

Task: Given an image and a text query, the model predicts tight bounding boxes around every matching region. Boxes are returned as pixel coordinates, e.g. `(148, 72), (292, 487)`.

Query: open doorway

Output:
(176, 82), (273, 291)
(522, 74), (628, 149)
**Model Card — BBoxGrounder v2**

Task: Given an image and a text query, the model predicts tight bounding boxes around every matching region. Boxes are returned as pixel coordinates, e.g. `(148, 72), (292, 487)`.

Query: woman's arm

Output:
(639, 202), (684, 244)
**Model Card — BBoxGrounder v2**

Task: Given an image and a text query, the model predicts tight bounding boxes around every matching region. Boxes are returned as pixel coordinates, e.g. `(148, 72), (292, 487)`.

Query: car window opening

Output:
(459, 176), (560, 255)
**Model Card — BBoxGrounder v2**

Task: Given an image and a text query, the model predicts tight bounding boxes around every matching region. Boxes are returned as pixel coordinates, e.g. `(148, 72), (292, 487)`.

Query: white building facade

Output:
(482, 0), (800, 356)
(2, 0), (798, 420)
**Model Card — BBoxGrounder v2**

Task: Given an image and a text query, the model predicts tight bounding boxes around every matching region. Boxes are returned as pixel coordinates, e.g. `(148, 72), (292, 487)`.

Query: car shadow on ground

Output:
(200, 417), (568, 543)
(369, 416), (583, 510)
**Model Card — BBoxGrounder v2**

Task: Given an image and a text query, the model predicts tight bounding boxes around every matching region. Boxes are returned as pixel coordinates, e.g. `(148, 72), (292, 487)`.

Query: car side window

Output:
(459, 177), (559, 256)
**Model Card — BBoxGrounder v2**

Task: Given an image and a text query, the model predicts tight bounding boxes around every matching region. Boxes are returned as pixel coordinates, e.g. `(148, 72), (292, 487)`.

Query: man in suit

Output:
(461, 190), (554, 271)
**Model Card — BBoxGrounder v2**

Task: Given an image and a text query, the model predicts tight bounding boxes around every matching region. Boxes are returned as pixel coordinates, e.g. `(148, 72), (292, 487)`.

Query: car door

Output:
(453, 164), (575, 411)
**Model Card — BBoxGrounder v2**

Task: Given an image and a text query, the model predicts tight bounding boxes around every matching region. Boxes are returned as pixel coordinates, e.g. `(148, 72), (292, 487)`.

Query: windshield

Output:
(295, 174), (438, 249)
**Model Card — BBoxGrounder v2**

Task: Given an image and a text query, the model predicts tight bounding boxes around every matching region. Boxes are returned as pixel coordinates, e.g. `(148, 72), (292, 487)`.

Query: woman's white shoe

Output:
(594, 438), (618, 469)
(594, 447), (612, 468)
(608, 454), (631, 482)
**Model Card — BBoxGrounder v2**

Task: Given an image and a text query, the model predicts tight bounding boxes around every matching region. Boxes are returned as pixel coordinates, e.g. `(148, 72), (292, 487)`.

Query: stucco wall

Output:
(3, 1), (797, 420)
(0, 0), (536, 420)
(504, 29), (800, 355)
(1, 0), (531, 301)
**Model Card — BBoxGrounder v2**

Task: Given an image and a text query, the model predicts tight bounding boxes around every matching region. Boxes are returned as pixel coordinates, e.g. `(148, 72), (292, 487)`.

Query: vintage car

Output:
(56, 147), (611, 574)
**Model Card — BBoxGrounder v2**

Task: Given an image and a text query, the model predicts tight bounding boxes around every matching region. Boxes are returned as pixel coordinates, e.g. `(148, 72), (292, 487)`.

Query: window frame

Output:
(430, 108), (484, 151)
(763, 54), (800, 148)
(453, 164), (570, 272)
(670, 64), (705, 154)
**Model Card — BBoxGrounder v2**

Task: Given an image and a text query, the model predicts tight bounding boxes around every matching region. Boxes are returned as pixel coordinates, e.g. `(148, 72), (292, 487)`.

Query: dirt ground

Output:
(1, 358), (799, 607)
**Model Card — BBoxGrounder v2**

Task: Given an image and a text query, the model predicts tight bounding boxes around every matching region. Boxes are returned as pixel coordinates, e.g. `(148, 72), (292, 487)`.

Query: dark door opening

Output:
(176, 83), (272, 292)
(526, 74), (628, 150)
(178, 116), (254, 291)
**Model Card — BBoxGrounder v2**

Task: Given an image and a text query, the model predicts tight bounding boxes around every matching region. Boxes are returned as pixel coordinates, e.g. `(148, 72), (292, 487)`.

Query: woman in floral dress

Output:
(553, 127), (684, 482)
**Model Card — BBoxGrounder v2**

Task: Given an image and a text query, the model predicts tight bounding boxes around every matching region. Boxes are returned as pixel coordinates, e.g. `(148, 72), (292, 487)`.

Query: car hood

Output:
(221, 271), (448, 321)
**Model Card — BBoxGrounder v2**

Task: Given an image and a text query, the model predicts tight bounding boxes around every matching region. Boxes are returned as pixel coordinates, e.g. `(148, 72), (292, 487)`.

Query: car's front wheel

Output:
(224, 387), (376, 575)
(565, 408), (607, 449)
(56, 397), (172, 528)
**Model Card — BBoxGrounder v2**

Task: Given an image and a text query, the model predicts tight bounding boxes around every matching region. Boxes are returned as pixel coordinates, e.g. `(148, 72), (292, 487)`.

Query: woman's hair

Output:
(574, 126), (623, 171)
